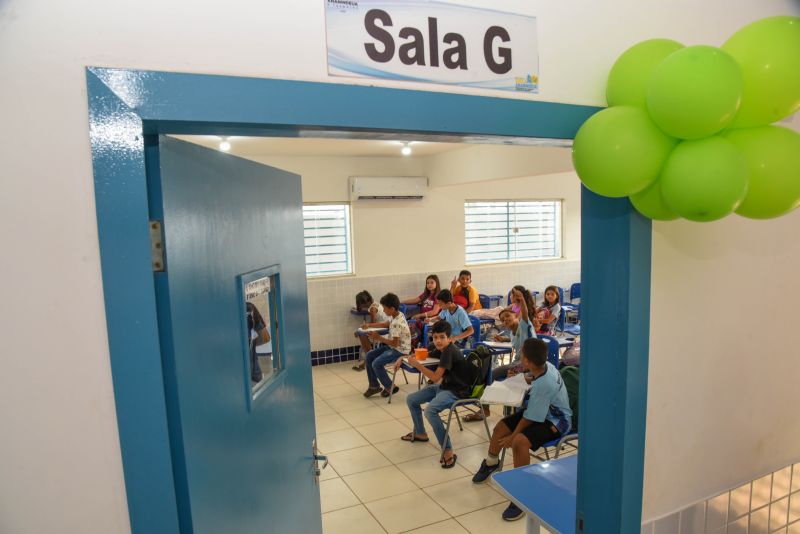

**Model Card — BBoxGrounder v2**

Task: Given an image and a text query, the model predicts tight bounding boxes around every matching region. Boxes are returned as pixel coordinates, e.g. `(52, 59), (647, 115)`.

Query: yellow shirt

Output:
(453, 284), (482, 310)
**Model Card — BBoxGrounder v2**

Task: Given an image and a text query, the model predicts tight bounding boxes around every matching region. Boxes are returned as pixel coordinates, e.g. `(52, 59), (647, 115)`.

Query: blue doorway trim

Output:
(87, 67), (650, 533)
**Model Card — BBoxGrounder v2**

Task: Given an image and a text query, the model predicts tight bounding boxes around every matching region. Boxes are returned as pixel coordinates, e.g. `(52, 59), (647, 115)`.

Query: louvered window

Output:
(303, 204), (353, 277)
(464, 201), (561, 264)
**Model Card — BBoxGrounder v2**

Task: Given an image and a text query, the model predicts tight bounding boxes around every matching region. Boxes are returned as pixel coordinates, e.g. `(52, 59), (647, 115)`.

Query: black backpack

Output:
(465, 344), (493, 398)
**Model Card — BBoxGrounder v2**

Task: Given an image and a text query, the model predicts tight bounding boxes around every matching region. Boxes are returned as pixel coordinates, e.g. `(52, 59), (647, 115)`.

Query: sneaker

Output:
(380, 386), (400, 398)
(471, 459), (500, 484)
(502, 502), (524, 521)
(363, 386), (382, 398)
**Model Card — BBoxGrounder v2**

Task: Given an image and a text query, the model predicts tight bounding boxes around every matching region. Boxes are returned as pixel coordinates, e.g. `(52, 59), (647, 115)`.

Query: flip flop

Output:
(463, 412), (485, 422)
(441, 453), (458, 469)
(401, 432), (429, 442)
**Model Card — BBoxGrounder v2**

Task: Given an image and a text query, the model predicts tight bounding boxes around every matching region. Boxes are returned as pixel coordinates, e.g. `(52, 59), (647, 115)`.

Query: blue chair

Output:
(562, 283), (581, 321)
(478, 294), (491, 309)
(399, 303), (407, 315)
(467, 315), (482, 348)
(556, 307), (581, 336)
(537, 334), (561, 368)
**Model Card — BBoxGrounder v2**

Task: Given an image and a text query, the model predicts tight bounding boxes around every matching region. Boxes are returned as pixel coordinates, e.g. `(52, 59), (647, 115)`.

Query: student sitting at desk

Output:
(352, 290), (390, 371)
(362, 293), (412, 398)
(425, 290), (474, 346)
(472, 337), (572, 521)
(450, 270), (482, 314)
(465, 287), (535, 421)
(400, 320), (479, 469)
(403, 274), (441, 342)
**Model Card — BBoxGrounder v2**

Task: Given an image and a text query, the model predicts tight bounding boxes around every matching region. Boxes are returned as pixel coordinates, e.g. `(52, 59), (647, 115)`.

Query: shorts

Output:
(500, 411), (561, 450)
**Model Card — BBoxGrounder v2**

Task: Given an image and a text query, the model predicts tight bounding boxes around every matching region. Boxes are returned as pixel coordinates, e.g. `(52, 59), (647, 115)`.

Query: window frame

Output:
(464, 198), (564, 266)
(302, 202), (355, 278)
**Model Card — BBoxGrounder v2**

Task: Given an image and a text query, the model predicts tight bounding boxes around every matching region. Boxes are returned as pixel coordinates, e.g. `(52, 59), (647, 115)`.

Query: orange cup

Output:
(414, 348), (429, 361)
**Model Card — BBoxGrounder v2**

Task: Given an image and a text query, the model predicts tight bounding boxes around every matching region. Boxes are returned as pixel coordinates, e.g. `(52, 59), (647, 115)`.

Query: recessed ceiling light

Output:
(401, 144), (412, 156)
(219, 138), (231, 152)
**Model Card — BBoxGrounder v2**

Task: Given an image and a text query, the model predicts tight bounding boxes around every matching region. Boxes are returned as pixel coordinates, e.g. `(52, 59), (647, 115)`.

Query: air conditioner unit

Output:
(349, 176), (428, 201)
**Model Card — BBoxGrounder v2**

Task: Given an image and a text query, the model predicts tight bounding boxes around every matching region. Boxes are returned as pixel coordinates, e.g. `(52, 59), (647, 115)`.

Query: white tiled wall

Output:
(642, 461), (800, 534)
(306, 259), (581, 352)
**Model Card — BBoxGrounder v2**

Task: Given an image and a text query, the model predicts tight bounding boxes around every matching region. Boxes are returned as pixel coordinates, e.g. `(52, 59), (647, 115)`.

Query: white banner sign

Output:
(325, 0), (539, 93)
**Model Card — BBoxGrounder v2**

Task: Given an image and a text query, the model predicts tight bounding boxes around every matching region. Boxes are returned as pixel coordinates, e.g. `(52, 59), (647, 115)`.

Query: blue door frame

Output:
(87, 67), (651, 533)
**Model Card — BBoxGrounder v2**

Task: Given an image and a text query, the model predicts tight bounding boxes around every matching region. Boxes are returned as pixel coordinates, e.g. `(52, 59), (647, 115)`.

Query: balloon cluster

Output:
(572, 16), (800, 221)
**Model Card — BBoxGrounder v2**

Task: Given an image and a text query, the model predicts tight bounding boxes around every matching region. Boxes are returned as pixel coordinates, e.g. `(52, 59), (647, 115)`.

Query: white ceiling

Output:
(173, 135), (466, 158)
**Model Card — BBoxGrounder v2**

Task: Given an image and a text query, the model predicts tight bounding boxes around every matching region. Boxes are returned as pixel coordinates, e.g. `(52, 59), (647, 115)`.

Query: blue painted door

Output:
(148, 136), (321, 533)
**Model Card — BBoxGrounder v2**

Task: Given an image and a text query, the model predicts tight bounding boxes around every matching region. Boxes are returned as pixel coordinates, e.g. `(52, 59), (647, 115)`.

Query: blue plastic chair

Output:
(556, 307), (581, 336)
(478, 294), (490, 309)
(537, 334), (561, 368)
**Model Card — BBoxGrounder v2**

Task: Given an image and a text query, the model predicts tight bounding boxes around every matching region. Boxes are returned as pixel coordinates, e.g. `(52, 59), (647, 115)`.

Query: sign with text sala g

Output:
(325, 0), (539, 93)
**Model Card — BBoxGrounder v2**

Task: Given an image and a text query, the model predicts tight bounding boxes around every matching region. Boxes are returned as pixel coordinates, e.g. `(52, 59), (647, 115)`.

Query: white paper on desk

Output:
(480, 373), (530, 406)
(357, 327), (385, 332)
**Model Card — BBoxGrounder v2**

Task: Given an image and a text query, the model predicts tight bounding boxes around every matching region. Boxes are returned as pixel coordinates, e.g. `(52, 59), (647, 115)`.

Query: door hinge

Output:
(150, 220), (165, 272)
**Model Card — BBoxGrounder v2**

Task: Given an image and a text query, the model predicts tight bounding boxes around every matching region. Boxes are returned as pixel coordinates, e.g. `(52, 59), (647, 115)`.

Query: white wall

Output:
(255, 149), (580, 277)
(1, 0), (797, 531)
(643, 211), (800, 520)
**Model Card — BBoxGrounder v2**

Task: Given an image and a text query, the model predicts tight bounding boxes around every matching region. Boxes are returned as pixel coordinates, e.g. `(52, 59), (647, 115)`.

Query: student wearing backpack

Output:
(399, 320), (479, 469)
(471, 337), (572, 521)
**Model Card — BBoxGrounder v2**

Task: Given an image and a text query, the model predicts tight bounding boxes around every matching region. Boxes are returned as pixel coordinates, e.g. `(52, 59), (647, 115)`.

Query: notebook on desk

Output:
(480, 373), (530, 406)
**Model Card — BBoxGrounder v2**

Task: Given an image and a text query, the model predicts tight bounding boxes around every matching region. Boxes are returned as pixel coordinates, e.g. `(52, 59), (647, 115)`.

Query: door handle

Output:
(312, 439), (328, 483)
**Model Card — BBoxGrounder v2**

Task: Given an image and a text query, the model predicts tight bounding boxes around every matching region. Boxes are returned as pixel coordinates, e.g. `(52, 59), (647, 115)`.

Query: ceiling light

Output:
(401, 144), (412, 156)
(219, 137), (231, 152)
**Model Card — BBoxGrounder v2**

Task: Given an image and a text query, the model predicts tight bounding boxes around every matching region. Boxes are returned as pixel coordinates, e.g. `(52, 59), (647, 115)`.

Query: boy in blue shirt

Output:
(426, 289), (474, 345)
(471, 337), (572, 521)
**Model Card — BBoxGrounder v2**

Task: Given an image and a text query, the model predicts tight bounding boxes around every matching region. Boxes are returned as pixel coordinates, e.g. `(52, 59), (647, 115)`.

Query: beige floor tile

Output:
(343, 465), (418, 502)
(314, 391), (322, 401)
(422, 475), (507, 516)
(328, 393), (376, 413)
(340, 406), (396, 427)
(365, 490), (450, 534)
(315, 400), (335, 417)
(444, 427), (488, 449)
(320, 478), (360, 513)
(319, 463), (340, 482)
(356, 420), (412, 444)
(381, 401), (413, 419)
(396, 455), (472, 488)
(455, 502), (526, 534)
(313, 372), (347, 388)
(405, 518), (470, 533)
(317, 383), (364, 400)
(316, 413), (353, 434)
(327, 362), (360, 375)
(322, 504), (386, 534)
(341, 371), (370, 385)
(327, 444), (392, 476)
(318, 428), (370, 454)
(374, 438), (440, 464)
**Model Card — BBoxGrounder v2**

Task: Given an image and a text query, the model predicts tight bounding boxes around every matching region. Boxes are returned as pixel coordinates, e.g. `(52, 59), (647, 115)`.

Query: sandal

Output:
(441, 453), (458, 469)
(401, 432), (429, 442)
(352, 361), (366, 371)
(463, 412), (485, 422)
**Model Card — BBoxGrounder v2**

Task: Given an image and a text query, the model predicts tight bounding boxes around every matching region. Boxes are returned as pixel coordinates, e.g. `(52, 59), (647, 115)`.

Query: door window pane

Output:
(243, 273), (281, 397)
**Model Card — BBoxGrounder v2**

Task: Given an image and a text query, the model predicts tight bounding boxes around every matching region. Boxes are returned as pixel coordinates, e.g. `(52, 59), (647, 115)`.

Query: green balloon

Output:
(607, 39), (684, 108)
(630, 180), (679, 221)
(647, 46), (743, 139)
(572, 106), (677, 197)
(723, 126), (800, 219)
(723, 16), (800, 128)
(660, 136), (749, 222)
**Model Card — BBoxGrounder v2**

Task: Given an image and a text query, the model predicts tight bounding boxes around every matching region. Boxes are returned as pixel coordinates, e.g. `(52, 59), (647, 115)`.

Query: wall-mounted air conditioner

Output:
(349, 176), (428, 201)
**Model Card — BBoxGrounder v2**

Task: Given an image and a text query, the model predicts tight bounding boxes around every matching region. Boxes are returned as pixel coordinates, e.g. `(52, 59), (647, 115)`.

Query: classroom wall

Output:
(1, 0), (797, 531)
